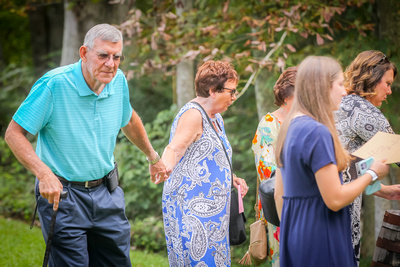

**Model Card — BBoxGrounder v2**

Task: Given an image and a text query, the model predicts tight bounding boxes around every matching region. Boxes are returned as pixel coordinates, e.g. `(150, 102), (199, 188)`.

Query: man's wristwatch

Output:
(365, 169), (378, 185)
(146, 152), (161, 165)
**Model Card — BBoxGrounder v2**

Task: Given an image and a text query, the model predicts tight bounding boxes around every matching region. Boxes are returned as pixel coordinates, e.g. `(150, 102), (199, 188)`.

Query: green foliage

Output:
(0, 137), (35, 221)
(120, 0), (373, 81)
(0, 1), (32, 66)
(115, 105), (178, 220)
(224, 87), (259, 217)
(130, 216), (167, 253)
(0, 63), (35, 134)
(127, 73), (173, 123)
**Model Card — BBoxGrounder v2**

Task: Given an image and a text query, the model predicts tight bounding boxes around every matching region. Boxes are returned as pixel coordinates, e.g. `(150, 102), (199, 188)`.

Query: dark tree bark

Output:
(27, 2), (64, 76)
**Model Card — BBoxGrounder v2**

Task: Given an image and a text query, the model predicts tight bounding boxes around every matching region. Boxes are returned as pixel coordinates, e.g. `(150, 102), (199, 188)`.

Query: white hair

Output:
(83, 24), (123, 49)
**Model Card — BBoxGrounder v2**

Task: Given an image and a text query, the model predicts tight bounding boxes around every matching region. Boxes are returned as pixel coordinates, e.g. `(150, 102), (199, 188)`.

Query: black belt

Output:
(57, 175), (104, 188)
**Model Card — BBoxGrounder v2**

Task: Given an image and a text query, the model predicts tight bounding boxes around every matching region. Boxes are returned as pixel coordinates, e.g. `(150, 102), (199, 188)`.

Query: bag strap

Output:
(190, 101), (234, 187)
(255, 174), (260, 220)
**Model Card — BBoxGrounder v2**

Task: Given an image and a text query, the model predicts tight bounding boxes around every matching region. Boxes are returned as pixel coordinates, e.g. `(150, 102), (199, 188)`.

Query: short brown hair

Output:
(195, 60), (238, 97)
(344, 50), (397, 97)
(274, 66), (298, 106)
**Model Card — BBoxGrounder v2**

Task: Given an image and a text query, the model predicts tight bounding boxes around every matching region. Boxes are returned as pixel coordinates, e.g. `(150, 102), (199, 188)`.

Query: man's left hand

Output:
(149, 160), (169, 184)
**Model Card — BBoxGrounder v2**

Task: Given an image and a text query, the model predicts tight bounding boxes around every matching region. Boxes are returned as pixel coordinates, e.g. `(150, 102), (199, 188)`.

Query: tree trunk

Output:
(361, 193), (375, 259)
(255, 68), (275, 120)
(60, 1), (81, 66)
(176, 60), (195, 108)
(61, 0), (134, 66)
(174, 0), (195, 108)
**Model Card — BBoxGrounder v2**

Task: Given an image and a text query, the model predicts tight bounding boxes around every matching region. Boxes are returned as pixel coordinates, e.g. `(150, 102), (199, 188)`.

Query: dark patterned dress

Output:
(335, 94), (394, 263)
(162, 102), (233, 267)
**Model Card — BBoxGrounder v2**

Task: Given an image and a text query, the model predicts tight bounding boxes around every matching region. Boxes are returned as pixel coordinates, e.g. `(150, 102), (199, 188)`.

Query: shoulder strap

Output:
(256, 174), (260, 220)
(190, 101), (233, 187)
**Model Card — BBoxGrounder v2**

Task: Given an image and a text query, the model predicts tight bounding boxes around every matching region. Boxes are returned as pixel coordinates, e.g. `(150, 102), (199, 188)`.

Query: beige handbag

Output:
(239, 178), (268, 266)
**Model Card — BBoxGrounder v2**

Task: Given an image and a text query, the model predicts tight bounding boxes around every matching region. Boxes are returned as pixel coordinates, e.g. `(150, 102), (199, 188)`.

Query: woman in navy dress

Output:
(273, 56), (389, 267)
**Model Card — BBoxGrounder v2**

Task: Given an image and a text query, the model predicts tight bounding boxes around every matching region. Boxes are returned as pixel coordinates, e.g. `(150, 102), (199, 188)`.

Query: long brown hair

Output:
(275, 56), (350, 171)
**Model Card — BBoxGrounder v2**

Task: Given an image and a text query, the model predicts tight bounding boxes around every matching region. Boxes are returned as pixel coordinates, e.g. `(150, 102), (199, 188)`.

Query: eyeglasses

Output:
(222, 87), (238, 97)
(88, 48), (125, 63)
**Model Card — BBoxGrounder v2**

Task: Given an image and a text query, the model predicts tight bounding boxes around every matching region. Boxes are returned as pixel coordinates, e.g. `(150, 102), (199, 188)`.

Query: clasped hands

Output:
(149, 160), (171, 184)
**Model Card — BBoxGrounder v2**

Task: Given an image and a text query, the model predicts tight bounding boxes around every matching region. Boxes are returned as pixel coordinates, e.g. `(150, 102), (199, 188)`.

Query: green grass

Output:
(0, 217), (46, 267)
(0, 217), (169, 267)
(0, 216), (373, 267)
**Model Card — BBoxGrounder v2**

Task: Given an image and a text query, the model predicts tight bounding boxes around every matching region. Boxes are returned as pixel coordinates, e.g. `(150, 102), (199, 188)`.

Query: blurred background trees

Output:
(1, 0), (399, 263)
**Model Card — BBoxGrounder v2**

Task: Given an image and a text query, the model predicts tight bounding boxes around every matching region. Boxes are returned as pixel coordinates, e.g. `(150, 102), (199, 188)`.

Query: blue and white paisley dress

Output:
(162, 102), (233, 267)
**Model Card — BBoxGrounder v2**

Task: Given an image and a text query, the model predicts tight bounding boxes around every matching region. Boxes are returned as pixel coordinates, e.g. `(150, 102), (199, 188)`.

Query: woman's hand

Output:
(369, 158), (389, 180)
(150, 160), (169, 184)
(233, 174), (249, 198)
(374, 184), (400, 200)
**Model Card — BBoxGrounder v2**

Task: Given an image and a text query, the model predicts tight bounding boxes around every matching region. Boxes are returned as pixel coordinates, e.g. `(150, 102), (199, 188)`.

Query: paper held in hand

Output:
(352, 132), (400, 164)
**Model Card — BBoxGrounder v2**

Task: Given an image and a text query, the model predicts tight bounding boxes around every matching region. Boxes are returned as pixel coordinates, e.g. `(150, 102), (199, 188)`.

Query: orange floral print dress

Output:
(251, 113), (280, 266)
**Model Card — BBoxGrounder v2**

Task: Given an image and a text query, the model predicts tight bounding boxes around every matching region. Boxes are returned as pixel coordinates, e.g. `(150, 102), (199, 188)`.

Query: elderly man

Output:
(5, 23), (167, 266)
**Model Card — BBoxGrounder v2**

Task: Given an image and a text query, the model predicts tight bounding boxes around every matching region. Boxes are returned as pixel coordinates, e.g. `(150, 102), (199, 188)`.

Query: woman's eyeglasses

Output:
(222, 87), (237, 97)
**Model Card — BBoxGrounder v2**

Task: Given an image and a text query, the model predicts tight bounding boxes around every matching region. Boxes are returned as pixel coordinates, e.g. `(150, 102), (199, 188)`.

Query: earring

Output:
(284, 102), (287, 106)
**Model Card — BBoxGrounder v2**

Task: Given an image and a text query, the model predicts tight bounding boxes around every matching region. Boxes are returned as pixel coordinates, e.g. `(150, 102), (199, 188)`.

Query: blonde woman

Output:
(274, 56), (389, 267)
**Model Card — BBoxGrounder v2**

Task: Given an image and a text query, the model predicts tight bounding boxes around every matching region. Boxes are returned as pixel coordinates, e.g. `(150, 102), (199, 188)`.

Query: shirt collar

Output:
(74, 59), (116, 98)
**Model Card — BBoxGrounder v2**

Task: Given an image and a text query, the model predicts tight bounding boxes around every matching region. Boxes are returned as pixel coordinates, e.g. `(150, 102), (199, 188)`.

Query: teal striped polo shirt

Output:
(13, 60), (133, 181)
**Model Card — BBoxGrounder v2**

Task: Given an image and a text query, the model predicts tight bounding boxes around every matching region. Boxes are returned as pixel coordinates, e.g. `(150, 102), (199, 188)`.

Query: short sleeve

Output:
(120, 75), (133, 128)
(13, 80), (53, 135)
(252, 114), (280, 181)
(305, 126), (336, 174)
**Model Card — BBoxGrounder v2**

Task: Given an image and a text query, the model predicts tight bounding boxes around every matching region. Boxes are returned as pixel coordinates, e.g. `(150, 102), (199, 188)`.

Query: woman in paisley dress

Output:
(251, 66), (297, 266)
(335, 50), (400, 264)
(274, 56), (389, 267)
(161, 60), (249, 267)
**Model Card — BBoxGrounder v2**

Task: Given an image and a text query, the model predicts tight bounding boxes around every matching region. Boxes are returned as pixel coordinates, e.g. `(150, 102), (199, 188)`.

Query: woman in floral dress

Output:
(252, 66), (297, 266)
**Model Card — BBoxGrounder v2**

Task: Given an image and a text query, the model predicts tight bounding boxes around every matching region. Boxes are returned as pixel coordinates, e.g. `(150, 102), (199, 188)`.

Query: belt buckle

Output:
(85, 181), (89, 188)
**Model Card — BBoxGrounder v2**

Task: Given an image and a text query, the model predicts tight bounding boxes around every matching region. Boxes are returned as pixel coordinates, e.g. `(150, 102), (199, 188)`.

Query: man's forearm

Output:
(5, 121), (53, 180)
